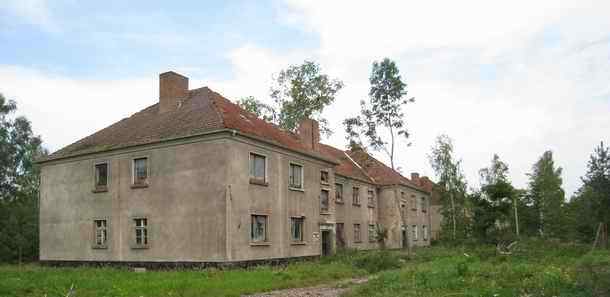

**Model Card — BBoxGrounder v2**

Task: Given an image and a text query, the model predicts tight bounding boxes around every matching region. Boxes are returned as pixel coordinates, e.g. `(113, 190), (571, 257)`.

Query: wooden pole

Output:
(513, 196), (520, 237)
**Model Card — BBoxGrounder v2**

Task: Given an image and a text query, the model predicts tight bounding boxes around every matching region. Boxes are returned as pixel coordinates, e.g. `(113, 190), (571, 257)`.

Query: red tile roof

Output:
(319, 144), (374, 184)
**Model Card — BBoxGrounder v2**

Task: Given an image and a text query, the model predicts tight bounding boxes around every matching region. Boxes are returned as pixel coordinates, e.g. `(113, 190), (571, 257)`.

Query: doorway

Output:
(321, 230), (332, 256)
(402, 228), (408, 248)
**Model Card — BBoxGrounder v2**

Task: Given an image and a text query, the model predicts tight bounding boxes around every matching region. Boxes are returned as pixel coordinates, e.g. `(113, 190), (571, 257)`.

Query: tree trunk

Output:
(450, 192), (457, 240)
(514, 196), (520, 237)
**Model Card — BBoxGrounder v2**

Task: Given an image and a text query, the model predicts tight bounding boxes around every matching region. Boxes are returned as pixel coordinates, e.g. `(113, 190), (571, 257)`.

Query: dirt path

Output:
(242, 277), (369, 297)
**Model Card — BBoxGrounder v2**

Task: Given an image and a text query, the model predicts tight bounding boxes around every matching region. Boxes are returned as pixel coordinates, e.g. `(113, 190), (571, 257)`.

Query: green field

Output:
(1, 240), (608, 297)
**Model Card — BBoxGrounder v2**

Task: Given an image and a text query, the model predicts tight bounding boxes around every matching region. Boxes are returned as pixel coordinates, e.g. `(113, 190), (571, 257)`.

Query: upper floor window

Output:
(93, 219), (107, 248)
(251, 215), (268, 242)
(352, 187), (360, 205)
(421, 197), (427, 213)
(335, 183), (343, 203)
(411, 194), (417, 210)
(320, 171), (329, 184)
(320, 189), (330, 213)
(290, 217), (304, 242)
(133, 158), (148, 186)
(94, 163), (108, 191)
(134, 218), (148, 247)
(249, 153), (266, 184)
(367, 189), (375, 207)
(289, 163), (303, 189)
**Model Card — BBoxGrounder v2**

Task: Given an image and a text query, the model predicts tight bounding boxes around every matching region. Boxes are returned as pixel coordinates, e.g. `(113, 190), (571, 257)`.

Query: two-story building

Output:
(38, 71), (436, 266)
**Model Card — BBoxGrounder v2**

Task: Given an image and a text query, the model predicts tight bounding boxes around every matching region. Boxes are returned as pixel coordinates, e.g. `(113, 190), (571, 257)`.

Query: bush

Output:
(352, 250), (401, 273)
(576, 251), (610, 296)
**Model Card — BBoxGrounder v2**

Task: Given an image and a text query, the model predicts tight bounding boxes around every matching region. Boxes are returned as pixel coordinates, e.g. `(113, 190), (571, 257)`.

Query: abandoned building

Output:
(38, 71), (439, 266)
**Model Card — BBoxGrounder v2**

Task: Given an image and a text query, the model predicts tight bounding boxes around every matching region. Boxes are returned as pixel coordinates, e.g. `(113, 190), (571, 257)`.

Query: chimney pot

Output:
(297, 118), (320, 151)
(159, 71), (189, 113)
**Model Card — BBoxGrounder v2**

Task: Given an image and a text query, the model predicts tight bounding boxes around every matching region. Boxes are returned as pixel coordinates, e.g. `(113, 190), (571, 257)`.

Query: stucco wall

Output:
(40, 136), (229, 262)
(334, 175), (379, 250)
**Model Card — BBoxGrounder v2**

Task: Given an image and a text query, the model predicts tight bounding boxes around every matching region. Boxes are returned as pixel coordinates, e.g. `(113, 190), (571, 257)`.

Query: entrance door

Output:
(402, 229), (408, 248)
(321, 230), (331, 256)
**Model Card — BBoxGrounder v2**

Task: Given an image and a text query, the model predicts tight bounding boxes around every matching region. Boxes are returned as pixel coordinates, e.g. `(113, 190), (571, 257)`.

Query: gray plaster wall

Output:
(40, 136), (230, 262)
(334, 176), (379, 250)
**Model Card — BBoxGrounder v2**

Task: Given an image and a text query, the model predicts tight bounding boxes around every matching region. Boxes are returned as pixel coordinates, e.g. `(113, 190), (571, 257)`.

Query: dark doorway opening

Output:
(336, 223), (345, 249)
(321, 230), (332, 256)
(402, 229), (408, 248)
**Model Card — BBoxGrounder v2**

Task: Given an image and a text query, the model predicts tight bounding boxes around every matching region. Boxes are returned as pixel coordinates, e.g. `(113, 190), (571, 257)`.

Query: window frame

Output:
(335, 183), (344, 204)
(411, 194), (417, 211)
(131, 217), (149, 249)
(250, 214), (269, 244)
(367, 189), (375, 208)
(288, 162), (304, 190)
(320, 170), (329, 185)
(423, 225), (428, 241)
(290, 216), (305, 243)
(249, 152), (268, 185)
(421, 197), (427, 213)
(131, 157), (149, 188)
(353, 223), (362, 243)
(412, 224), (418, 241)
(320, 189), (330, 213)
(93, 161), (109, 192)
(92, 218), (109, 249)
(368, 224), (376, 242)
(352, 186), (360, 206)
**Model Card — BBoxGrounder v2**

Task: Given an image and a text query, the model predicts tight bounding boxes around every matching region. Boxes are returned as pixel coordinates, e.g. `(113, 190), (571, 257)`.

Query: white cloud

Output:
(2, 0), (58, 32)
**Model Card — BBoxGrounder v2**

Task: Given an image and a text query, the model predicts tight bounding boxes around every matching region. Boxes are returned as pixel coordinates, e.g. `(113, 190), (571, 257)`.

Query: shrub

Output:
(352, 251), (401, 273)
(576, 251), (610, 296)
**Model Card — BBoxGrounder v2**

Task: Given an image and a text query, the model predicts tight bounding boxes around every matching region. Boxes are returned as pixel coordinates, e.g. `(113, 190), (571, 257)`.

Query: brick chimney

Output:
(411, 172), (420, 186)
(420, 176), (434, 192)
(297, 118), (320, 151)
(159, 71), (189, 113)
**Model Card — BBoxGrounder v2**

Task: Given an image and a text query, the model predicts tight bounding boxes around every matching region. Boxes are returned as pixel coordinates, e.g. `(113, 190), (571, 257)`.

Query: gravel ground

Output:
(242, 277), (369, 297)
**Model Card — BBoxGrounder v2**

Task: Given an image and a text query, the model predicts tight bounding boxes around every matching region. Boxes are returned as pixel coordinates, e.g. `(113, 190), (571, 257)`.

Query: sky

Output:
(1, 0), (609, 196)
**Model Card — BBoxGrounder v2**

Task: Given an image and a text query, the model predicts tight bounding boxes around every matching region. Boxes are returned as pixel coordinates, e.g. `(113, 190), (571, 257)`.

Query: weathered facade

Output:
(39, 71), (436, 265)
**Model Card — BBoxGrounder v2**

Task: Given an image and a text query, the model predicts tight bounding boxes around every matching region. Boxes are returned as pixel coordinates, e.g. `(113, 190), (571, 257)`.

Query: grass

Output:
(0, 260), (366, 297)
(345, 239), (610, 297)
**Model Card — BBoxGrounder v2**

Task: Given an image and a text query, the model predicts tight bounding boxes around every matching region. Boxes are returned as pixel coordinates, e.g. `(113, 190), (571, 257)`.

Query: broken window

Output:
(421, 197), (427, 213)
(369, 224), (376, 242)
(320, 189), (330, 213)
(251, 215), (268, 242)
(423, 225), (428, 241)
(367, 189), (375, 207)
(94, 219), (107, 247)
(335, 183), (343, 203)
(95, 163), (108, 189)
(354, 224), (361, 242)
(134, 218), (148, 246)
(133, 158), (148, 186)
(289, 163), (303, 189)
(412, 224), (418, 241)
(336, 223), (345, 248)
(249, 153), (266, 183)
(290, 217), (304, 242)
(352, 187), (360, 205)
(320, 171), (329, 184)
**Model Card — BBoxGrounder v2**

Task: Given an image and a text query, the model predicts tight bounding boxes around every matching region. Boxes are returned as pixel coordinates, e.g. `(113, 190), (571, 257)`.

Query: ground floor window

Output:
(354, 224), (361, 242)
(251, 215), (268, 242)
(368, 224), (376, 242)
(93, 219), (107, 247)
(290, 217), (304, 242)
(134, 218), (148, 246)
(423, 225), (428, 241)
(412, 224), (418, 241)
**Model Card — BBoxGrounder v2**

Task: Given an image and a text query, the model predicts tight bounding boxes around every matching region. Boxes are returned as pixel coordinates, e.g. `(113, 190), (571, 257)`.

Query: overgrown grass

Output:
(346, 239), (610, 297)
(0, 260), (366, 297)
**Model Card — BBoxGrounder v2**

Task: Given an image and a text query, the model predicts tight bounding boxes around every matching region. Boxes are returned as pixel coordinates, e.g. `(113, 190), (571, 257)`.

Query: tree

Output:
(344, 58), (414, 170)
(526, 151), (565, 238)
(428, 134), (469, 241)
(570, 141), (610, 242)
(0, 93), (46, 263)
(472, 154), (516, 243)
(236, 96), (276, 122)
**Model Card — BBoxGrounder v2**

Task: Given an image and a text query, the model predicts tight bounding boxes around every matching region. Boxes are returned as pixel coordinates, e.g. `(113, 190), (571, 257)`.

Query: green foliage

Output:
(270, 61), (344, 136)
(526, 151), (566, 238)
(428, 134), (469, 241)
(321, 248), (402, 273)
(343, 58), (414, 169)
(576, 250), (610, 296)
(0, 93), (47, 263)
(236, 96), (276, 122)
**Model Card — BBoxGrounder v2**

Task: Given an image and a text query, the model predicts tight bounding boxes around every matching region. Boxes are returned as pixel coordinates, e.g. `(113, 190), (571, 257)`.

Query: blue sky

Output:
(1, 0), (609, 196)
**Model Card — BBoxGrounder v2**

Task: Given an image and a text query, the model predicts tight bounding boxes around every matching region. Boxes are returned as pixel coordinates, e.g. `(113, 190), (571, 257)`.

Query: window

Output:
(336, 223), (345, 248)
(335, 183), (343, 203)
(412, 225), (418, 241)
(290, 217), (304, 242)
(368, 224), (376, 242)
(320, 171), (329, 184)
(289, 163), (303, 189)
(352, 187), (360, 205)
(423, 225), (428, 241)
(134, 218), (148, 246)
(94, 163), (108, 190)
(367, 189), (375, 207)
(251, 215), (268, 242)
(320, 189), (330, 213)
(421, 197), (427, 213)
(249, 153), (266, 183)
(93, 219), (107, 247)
(411, 194), (417, 210)
(354, 224), (361, 242)
(133, 158), (148, 186)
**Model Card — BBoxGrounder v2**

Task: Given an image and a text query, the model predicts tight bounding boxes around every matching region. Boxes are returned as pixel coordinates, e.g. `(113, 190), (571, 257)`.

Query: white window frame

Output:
(352, 186), (360, 205)
(134, 218), (148, 247)
(423, 225), (428, 241)
(412, 224), (418, 241)
(249, 152), (268, 184)
(92, 218), (108, 248)
(288, 162), (304, 190)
